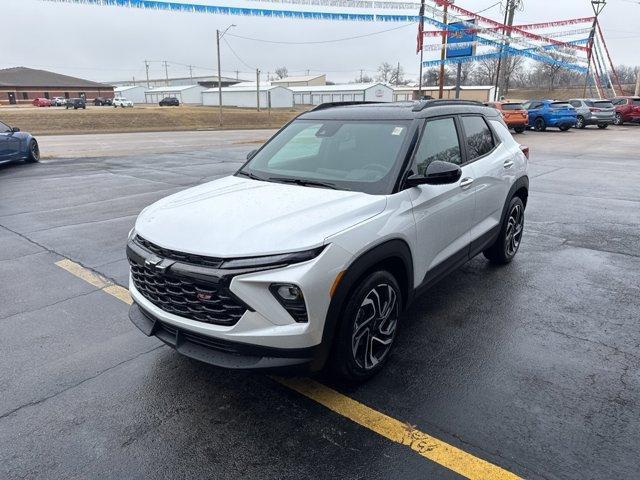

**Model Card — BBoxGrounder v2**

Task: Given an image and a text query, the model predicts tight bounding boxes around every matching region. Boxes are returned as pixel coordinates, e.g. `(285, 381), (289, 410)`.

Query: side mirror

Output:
(11, 127), (20, 133)
(246, 149), (258, 160)
(405, 160), (462, 187)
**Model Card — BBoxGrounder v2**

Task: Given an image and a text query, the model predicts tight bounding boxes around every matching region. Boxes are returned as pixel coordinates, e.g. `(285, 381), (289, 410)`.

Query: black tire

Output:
(483, 196), (525, 265)
(26, 139), (40, 163)
(558, 124), (571, 131)
(597, 124), (608, 129)
(576, 116), (586, 129)
(328, 270), (402, 382)
(513, 125), (525, 134)
(614, 113), (623, 126)
(534, 117), (546, 132)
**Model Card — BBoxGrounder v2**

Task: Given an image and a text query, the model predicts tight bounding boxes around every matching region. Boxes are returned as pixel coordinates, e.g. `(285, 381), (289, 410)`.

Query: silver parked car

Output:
(568, 98), (615, 129)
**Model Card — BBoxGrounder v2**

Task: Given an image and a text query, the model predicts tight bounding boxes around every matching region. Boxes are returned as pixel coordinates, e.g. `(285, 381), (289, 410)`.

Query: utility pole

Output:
(635, 68), (640, 96)
(583, 0), (607, 98)
(396, 62), (401, 86)
(144, 60), (150, 88)
(438, 0), (449, 99)
(360, 69), (364, 83)
(188, 65), (194, 81)
(256, 69), (261, 112)
(494, 0), (518, 101)
(216, 24), (236, 127)
(235, 70), (239, 80)
(163, 60), (169, 86)
(418, 0), (426, 98)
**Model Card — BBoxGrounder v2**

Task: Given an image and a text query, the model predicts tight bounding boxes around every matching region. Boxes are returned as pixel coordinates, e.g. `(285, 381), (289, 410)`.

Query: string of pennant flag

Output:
(39, 0), (597, 75)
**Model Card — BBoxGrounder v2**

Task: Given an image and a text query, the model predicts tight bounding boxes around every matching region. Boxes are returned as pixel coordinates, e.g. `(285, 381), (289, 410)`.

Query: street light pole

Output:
(216, 24), (236, 127)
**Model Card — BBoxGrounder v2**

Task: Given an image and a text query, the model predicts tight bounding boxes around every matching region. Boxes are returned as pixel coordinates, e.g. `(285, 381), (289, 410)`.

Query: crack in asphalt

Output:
(0, 287), (101, 323)
(0, 344), (164, 421)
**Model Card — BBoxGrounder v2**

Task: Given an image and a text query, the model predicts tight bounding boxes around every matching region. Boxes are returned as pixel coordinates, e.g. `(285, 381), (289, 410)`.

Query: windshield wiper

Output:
(236, 170), (265, 181)
(268, 177), (340, 190)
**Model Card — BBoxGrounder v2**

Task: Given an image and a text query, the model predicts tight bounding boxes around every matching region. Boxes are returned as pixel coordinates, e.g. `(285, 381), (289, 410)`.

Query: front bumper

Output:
(130, 303), (317, 371)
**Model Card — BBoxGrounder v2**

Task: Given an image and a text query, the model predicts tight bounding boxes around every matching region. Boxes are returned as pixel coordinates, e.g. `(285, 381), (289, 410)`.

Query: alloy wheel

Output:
(614, 113), (622, 126)
(351, 283), (399, 370)
(505, 203), (524, 257)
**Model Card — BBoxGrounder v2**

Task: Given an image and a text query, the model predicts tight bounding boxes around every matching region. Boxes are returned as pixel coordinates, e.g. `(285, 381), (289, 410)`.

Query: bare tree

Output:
(354, 74), (373, 83)
(472, 58), (499, 85)
(376, 62), (397, 83)
(274, 66), (288, 79)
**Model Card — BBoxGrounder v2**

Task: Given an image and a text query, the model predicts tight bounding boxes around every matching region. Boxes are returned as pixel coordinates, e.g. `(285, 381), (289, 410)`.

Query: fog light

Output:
(270, 283), (307, 322)
(276, 284), (302, 301)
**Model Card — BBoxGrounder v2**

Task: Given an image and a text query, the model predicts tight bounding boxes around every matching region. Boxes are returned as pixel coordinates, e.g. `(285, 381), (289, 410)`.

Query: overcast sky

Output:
(3, 0), (638, 84)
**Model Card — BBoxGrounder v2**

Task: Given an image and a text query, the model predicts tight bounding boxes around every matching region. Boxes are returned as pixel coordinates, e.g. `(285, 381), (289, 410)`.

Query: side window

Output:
(461, 116), (495, 161)
(522, 102), (531, 110)
(412, 117), (462, 175)
(570, 100), (581, 108)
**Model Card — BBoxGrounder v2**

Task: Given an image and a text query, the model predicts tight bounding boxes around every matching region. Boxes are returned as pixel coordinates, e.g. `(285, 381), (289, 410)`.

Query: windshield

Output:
(238, 119), (411, 194)
(502, 103), (523, 110)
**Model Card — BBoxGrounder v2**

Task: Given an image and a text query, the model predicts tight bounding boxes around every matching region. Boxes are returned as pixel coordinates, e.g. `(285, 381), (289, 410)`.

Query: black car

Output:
(66, 98), (86, 110)
(94, 97), (113, 106)
(159, 97), (180, 106)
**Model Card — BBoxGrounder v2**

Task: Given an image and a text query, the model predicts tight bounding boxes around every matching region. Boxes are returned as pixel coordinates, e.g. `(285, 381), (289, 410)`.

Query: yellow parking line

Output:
(55, 259), (132, 305)
(277, 377), (520, 480)
(55, 258), (521, 480)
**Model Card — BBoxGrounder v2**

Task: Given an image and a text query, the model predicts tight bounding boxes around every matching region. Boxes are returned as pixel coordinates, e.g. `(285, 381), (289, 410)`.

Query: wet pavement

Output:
(1, 126), (639, 479)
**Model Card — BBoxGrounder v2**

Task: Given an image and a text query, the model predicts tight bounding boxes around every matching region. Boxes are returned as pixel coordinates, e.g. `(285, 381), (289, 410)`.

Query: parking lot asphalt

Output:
(1, 125), (639, 479)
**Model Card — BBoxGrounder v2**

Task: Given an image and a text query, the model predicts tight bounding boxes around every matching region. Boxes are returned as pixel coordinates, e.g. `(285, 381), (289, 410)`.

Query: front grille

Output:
(130, 260), (246, 326)
(134, 236), (223, 268)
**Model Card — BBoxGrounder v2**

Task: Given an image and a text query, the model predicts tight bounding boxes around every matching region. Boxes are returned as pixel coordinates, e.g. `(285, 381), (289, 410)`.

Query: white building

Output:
(202, 84), (293, 109)
(271, 74), (326, 87)
(393, 85), (497, 103)
(290, 83), (394, 106)
(144, 85), (206, 105)
(114, 85), (147, 103)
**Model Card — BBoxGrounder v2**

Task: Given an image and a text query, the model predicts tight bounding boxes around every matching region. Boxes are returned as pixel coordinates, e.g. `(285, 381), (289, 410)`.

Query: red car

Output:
(611, 96), (640, 125)
(32, 98), (52, 107)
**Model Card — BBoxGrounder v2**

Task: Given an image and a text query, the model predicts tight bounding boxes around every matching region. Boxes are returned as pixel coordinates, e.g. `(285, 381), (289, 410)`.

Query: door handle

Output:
(503, 160), (514, 168)
(460, 177), (474, 188)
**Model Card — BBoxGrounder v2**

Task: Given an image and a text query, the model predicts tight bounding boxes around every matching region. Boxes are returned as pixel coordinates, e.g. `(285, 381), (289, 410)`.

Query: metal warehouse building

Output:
(393, 85), (497, 102)
(290, 83), (393, 106)
(114, 85), (147, 104)
(0, 67), (114, 105)
(144, 85), (206, 105)
(202, 84), (293, 108)
(271, 74), (326, 87)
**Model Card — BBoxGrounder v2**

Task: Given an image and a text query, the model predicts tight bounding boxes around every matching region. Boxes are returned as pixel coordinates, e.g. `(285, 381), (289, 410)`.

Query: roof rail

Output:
(310, 101), (382, 112)
(411, 99), (485, 112)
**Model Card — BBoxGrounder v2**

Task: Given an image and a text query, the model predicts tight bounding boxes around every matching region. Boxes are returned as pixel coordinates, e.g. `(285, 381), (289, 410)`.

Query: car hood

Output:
(135, 175), (387, 257)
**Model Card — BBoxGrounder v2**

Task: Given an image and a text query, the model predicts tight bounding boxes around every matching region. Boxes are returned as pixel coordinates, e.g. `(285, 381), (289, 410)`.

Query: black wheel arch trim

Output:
(501, 176), (529, 225)
(311, 238), (413, 371)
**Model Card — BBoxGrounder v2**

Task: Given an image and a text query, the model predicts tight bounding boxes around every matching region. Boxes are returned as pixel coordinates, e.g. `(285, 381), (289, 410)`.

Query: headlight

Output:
(128, 228), (136, 241)
(220, 246), (325, 270)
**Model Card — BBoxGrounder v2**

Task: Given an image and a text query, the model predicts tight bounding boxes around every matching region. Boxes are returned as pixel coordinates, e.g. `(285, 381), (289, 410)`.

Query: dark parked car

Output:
(611, 96), (640, 125)
(94, 97), (113, 106)
(159, 97), (180, 106)
(0, 119), (39, 165)
(66, 98), (86, 110)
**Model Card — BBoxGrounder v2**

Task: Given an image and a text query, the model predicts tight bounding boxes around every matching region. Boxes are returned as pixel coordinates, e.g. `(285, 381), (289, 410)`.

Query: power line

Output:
(225, 22), (415, 45)
(222, 37), (257, 70)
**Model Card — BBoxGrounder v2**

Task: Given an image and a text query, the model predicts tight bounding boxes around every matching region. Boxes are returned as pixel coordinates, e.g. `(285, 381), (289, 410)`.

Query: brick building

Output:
(0, 67), (114, 105)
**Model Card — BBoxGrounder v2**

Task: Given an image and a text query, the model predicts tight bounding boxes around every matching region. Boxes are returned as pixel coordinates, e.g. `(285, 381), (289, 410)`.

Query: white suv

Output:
(127, 100), (529, 381)
(113, 97), (134, 108)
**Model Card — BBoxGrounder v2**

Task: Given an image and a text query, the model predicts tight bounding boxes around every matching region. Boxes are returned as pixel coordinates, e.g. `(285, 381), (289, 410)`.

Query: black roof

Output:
(299, 100), (497, 121)
(0, 67), (111, 88)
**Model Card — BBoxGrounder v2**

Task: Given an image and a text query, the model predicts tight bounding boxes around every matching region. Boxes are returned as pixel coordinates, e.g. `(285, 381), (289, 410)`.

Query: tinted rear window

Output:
(502, 103), (523, 110)
(633, 99), (640, 105)
(594, 101), (613, 108)
(551, 102), (572, 109)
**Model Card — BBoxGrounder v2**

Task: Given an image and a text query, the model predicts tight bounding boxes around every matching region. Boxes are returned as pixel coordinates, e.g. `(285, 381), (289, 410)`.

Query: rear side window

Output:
(570, 100), (582, 107)
(502, 103), (523, 110)
(461, 116), (495, 160)
(633, 99), (640, 105)
(413, 117), (462, 174)
(551, 102), (571, 109)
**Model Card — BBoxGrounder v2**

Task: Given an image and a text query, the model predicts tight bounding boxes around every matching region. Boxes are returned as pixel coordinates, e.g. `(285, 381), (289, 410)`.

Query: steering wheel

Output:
(360, 163), (388, 175)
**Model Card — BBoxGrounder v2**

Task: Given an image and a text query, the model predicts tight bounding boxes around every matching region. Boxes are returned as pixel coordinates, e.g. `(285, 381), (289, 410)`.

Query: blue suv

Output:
(523, 100), (577, 132)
